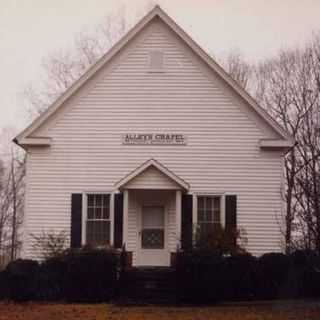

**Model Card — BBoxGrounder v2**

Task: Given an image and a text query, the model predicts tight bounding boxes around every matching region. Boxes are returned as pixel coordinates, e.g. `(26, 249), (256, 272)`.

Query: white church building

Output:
(15, 6), (293, 266)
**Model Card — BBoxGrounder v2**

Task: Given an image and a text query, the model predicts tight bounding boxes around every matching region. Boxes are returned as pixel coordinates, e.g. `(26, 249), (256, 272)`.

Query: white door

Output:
(138, 206), (169, 266)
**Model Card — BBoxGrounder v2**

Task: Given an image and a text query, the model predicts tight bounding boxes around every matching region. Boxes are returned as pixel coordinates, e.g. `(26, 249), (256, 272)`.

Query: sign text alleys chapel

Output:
(122, 133), (187, 145)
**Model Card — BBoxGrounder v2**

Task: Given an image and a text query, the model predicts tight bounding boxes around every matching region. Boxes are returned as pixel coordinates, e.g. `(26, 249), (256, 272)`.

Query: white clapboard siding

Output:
(23, 19), (284, 259)
(124, 166), (181, 190)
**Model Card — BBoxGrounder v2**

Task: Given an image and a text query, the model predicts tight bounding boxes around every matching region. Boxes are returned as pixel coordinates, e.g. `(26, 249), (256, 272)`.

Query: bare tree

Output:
(219, 50), (254, 91)
(254, 33), (320, 252)
(219, 34), (320, 252)
(255, 50), (305, 252)
(9, 148), (25, 260)
(0, 128), (25, 265)
(22, 5), (154, 117)
(0, 159), (9, 255)
(291, 34), (320, 251)
(31, 230), (68, 260)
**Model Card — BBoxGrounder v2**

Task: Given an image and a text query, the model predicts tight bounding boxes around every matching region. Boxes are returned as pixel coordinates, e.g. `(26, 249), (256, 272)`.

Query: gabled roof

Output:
(14, 5), (294, 148)
(115, 159), (189, 191)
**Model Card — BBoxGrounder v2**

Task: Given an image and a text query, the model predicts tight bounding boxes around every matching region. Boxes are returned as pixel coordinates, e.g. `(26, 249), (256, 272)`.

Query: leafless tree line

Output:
(224, 34), (320, 253)
(0, 140), (25, 268)
(22, 4), (153, 116)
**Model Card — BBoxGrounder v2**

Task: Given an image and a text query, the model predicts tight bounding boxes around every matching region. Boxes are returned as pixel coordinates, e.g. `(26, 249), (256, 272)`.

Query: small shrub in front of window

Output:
(193, 223), (247, 256)
(31, 230), (68, 260)
(194, 195), (247, 256)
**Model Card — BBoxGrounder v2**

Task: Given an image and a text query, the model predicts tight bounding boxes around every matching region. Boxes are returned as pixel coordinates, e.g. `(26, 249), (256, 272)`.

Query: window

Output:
(197, 196), (221, 237)
(141, 206), (165, 249)
(86, 194), (110, 246)
(148, 50), (164, 72)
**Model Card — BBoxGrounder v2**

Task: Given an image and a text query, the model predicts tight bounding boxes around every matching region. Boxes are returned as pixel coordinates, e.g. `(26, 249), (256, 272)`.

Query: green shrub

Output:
(193, 224), (248, 256)
(176, 251), (225, 303)
(1, 249), (119, 302)
(288, 250), (320, 298)
(0, 271), (8, 300)
(257, 253), (291, 299)
(176, 249), (320, 304)
(62, 248), (119, 302)
(35, 256), (66, 301)
(2, 249), (320, 304)
(222, 254), (258, 301)
(5, 259), (39, 302)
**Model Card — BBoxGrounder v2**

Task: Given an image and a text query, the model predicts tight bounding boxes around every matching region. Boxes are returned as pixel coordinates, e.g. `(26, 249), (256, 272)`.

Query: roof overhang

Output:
(115, 159), (189, 191)
(14, 137), (52, 148)
(259, 139), (295, 151)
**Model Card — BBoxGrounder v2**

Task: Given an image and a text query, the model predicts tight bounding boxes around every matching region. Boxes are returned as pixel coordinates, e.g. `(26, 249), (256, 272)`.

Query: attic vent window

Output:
(148, 50), (164, 72)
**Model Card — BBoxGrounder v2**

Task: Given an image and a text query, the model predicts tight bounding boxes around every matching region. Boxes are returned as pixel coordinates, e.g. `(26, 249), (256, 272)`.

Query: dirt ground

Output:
(0, 301), (320, 320)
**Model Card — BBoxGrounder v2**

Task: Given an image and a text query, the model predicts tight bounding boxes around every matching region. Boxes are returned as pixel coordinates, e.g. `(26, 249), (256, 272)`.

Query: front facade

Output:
(15, 6), (293, 266)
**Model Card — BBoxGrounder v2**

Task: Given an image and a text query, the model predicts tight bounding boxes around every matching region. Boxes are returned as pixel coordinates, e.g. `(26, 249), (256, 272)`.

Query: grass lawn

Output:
(0, 301), (320, 320)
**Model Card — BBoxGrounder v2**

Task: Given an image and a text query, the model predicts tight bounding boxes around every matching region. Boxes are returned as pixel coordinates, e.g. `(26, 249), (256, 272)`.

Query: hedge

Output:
(176, 250), (320, 303)
(0, 249), (119, 302)
(5, 259), (39, 302)
(0, 271), (9, 300)
(1, 249), (320, 303)
(61, 249), (119, 302)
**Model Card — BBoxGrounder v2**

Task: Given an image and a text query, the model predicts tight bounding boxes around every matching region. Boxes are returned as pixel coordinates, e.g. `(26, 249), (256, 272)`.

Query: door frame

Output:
(136, 200), (169, 266)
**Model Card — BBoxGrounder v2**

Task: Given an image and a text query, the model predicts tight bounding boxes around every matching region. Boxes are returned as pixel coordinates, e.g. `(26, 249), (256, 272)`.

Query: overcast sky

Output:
(1, 0), (320, 135)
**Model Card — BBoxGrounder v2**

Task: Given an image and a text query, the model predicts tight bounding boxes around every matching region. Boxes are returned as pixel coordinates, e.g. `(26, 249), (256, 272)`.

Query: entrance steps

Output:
(117, 267), (177, 305)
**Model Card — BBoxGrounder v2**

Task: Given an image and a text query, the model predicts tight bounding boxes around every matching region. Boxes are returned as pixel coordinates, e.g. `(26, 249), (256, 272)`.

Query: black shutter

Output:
(225, 195), (237, 246)
(181, 194), (193, 251)
(114, 193), (124, 249)
(71, 193), (82, 248)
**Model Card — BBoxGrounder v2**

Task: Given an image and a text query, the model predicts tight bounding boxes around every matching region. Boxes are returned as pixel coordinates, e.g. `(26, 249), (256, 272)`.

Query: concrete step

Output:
(117, 267), (177, 304)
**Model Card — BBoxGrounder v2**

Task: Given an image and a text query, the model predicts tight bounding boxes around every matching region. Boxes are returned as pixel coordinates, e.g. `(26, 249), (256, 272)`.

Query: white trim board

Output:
(114, 158), (189, 191)
(81, 192), (112, 246)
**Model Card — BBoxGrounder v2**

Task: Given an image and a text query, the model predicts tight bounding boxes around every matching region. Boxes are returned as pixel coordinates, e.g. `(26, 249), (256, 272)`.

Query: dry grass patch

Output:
(1, 302), (320, 320)
(108, 304), (320, 320)
(0, 303), (107, 320)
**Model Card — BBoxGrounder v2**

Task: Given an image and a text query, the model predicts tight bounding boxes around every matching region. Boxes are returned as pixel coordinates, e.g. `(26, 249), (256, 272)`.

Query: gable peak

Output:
(14, 3), (292, 148)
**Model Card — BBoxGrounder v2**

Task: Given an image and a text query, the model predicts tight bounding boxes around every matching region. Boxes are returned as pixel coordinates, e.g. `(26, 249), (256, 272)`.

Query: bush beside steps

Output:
(0, 248), (119, 302)
(176, 250), (320, 304)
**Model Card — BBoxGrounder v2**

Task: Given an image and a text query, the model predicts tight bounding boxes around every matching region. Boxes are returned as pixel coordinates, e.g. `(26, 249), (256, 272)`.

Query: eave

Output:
(14, 137), (51, 149)
(259, 139), (294, 150)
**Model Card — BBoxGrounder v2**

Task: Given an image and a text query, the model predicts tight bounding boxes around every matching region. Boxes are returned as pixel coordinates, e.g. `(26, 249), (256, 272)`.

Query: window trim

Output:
(194, 193), (226, 228)
(82, 192), (113, 247)
(141, 205), (165, 249)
